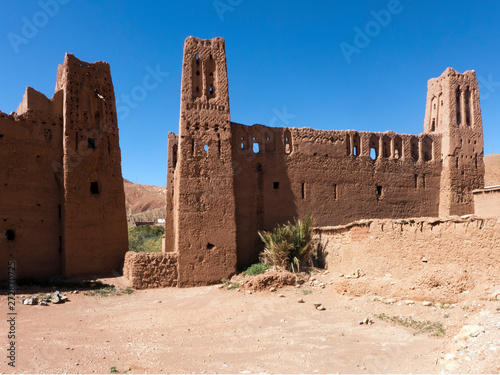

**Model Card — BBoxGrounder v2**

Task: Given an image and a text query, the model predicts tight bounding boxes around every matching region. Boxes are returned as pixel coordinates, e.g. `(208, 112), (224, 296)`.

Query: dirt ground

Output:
(1, 272), (499, 374)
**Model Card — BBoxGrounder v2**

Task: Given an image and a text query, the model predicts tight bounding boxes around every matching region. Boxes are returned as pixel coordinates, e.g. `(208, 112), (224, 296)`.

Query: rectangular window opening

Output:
(456, 86), (462, 125)
(253, 142), (260, 153)
(58, 204), (62, 220)
(422, 174), (426, 189)
(376, 185), (383, 197)
(88, 137), (96, 149)
(90, 181), (99, 195)
(414, 174), (418, 188)
(465, 89), (471, 126)
(273, 182), (280, 190)
(301, 183), (305, 199)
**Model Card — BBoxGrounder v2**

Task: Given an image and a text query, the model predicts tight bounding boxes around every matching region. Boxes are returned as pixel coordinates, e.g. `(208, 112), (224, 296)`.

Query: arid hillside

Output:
(484, 153), (500, 186)
(124, 179), (166, 223)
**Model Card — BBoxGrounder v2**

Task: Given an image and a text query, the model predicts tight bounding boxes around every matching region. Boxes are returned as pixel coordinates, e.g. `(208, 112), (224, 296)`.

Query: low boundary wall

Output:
(473, 186), (500, 217)
(123, 252), (178, 289)
(124, 216), (499, 290)
(315, 216), (500, 283)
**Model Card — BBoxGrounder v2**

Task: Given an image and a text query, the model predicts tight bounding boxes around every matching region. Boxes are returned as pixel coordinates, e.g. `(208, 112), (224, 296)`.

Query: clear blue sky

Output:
(1, 0), (500, 186)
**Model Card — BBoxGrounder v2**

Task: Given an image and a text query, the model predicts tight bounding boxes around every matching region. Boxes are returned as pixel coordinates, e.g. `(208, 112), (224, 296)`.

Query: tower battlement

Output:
(424, 68), (484, 215)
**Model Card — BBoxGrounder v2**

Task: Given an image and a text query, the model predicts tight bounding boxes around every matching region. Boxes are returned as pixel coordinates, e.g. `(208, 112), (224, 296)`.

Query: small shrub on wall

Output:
(128, 225), (164, 252)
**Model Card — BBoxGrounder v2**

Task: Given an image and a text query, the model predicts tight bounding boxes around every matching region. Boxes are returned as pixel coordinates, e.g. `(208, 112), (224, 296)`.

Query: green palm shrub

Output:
(128, 225), (164, 252)
(258, 214), (315, 272)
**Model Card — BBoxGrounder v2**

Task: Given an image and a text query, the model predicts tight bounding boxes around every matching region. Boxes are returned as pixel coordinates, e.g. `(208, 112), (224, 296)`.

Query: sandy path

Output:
(0, 280), (450, 374)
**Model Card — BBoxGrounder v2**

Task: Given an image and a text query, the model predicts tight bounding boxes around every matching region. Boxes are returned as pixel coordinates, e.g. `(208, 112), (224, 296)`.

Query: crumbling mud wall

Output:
(123, 251), (178, 289)
(473, 186), (500, 217)
(165, 36), (486, 285)
(0, 90), (64, 280)
(317, 217), (500, 284)
(231, 124), (443, 267)
(0, 54), (128, 281)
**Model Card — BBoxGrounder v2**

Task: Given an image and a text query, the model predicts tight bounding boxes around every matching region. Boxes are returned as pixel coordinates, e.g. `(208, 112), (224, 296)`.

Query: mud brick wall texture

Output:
(124, 252), (178, 289)
(473, 187), (500, 217)
(316, 217), (500, 283)
(0, 53), (128, 281)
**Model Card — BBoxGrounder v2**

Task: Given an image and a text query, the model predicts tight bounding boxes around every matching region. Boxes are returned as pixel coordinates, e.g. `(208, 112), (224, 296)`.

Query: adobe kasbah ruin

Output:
(0, 54), (128, 281)
(1, 36), (494, 285)
(158, 36), (485, 287)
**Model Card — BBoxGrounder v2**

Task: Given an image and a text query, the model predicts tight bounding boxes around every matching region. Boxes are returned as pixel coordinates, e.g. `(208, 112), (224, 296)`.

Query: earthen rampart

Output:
(230, 124), (443, 267)
(473, 186), (500, 217)
(133, 215), (499, 290)
(163, 37), (486, 285)
(0, 54), (128, 281)
(0, 93), (65, 279)
(316, 216), (500, 290)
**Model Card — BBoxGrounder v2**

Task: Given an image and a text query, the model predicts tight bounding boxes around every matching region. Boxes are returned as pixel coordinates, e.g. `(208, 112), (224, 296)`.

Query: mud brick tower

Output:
(57, 54), (128, 276)
(424, 68), (484, 216)
(0, 54), (128, 281)
(167, 37), (237, 286)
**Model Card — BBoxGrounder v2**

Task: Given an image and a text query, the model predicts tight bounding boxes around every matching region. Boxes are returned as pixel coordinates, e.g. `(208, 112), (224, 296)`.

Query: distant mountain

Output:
(484, 154), (500, 187)
(124, 179), (166, 224)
